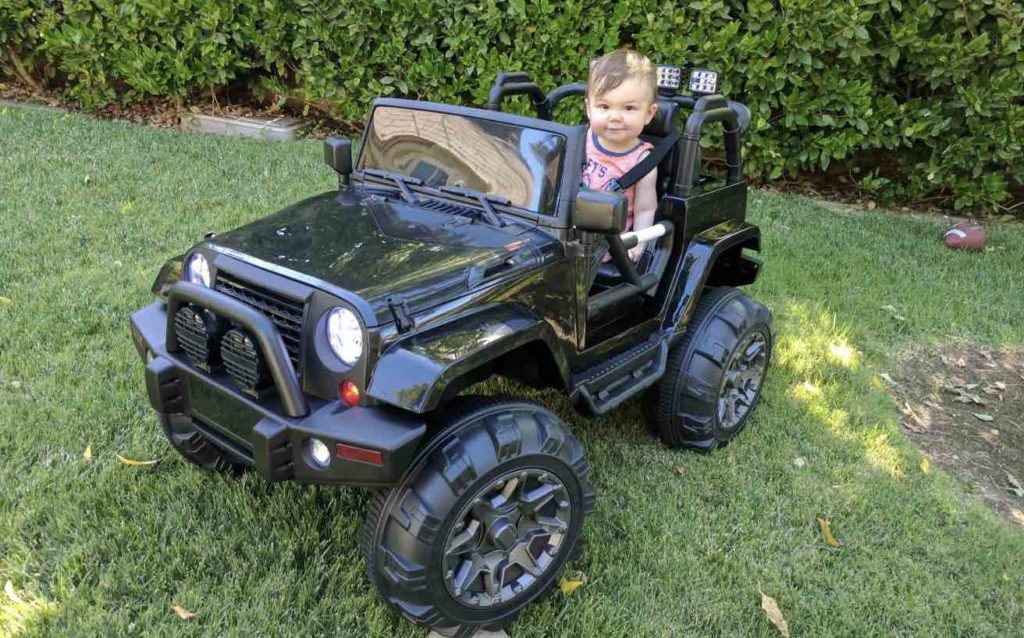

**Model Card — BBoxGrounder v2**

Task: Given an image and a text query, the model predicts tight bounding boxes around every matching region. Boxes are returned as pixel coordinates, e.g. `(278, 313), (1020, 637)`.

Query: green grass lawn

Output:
(1, 105), (1023, 637)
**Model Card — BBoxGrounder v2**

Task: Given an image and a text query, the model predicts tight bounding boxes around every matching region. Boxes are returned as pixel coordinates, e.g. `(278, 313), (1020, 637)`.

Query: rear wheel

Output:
(160, 413), (245, 473)
(359, 397), (594, 633)
(643, 286), (772, 450)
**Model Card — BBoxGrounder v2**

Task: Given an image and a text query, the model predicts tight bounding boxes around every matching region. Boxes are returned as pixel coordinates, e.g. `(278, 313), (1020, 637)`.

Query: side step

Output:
(571, 333), (669, 415)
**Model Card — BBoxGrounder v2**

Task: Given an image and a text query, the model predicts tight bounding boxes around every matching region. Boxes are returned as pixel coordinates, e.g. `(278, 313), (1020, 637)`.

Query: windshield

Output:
(358, 106), (565, 216)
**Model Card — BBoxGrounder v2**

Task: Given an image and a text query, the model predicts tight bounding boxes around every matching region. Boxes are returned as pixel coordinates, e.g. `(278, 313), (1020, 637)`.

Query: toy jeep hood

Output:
(208, 189), (556, 324)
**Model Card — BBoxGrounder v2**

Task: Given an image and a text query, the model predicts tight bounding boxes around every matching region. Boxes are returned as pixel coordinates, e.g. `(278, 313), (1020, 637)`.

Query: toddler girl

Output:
(580, 49), (659, 262)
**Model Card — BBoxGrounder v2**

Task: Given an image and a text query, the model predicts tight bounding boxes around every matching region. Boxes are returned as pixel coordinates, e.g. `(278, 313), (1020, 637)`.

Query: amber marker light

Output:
(339, 380), (361, 406)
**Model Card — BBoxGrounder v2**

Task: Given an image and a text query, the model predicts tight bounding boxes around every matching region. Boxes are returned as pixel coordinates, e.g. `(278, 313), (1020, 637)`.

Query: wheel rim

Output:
(717, 330), (769, 431)
(442, 468), (572, 609)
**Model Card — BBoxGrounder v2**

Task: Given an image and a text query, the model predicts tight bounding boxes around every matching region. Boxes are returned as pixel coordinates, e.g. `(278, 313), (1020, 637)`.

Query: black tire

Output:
(359, 397), (595, 633)
(159, 413), (245, 473)
(643, 286), (772, 450)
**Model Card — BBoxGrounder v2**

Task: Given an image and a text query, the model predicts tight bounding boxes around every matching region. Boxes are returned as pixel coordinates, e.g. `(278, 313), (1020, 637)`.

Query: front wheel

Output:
(359, 398), (595, 633)
(643, 286), (772, 450)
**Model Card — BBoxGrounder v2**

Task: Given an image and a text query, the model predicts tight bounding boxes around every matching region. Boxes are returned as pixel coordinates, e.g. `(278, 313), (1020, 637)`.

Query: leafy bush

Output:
(2, 0), (1021, 211)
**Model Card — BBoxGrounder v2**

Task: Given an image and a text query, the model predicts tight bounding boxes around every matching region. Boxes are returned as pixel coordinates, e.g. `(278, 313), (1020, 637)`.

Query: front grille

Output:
(215, 272), (304, 370)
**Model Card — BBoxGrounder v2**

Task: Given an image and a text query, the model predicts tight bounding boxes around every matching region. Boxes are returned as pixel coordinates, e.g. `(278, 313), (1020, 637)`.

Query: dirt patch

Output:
(891, 343), (1024, 528)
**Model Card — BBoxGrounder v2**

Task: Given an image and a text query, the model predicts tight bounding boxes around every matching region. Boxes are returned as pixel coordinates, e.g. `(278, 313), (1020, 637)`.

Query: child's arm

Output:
(628, 167), (658, 262)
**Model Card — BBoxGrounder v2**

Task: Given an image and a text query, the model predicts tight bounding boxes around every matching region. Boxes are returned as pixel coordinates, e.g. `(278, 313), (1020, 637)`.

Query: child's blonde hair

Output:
(587, 49), (657, 102)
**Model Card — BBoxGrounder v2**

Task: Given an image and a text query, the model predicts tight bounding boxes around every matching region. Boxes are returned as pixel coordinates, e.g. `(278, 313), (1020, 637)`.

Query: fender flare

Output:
(665, 220), (761, 335)
(367, 304), (570, 413)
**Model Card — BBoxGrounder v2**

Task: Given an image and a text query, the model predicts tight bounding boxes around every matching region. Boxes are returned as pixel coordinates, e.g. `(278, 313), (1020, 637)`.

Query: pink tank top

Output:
(581, 128), (653, 230)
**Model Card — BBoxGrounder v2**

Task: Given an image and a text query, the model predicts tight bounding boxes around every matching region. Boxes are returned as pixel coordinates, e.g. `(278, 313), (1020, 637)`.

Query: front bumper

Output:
(129, 290), (425, 487)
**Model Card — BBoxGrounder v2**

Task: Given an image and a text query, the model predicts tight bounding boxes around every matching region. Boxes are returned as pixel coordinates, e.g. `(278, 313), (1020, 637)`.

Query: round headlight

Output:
(186, 253), (211, 287)
(327, 307), (362, 364)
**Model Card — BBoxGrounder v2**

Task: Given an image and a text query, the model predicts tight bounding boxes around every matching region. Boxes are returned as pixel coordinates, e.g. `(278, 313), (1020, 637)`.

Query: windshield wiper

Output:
(362, 168), (422, 204)
(438, 185), (508, 227)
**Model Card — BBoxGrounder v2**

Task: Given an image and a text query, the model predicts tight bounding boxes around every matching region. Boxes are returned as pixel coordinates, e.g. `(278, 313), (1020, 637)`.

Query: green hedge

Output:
(3, 0), (1022, 211)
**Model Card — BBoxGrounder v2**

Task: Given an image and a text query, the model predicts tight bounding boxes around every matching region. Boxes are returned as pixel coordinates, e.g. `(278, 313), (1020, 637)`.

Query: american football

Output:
(942, 222), (987, 251)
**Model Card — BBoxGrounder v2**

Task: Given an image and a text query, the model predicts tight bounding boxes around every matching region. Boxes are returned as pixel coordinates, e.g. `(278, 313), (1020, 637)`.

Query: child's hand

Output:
(628, 244), (645, 262)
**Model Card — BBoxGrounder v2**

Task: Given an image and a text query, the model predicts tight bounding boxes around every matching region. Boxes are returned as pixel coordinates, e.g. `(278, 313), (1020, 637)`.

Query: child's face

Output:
(585, 77), (658, 149)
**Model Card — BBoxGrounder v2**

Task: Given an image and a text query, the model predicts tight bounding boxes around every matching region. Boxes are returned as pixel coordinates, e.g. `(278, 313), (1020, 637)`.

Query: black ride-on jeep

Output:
(129, 66), (771, 634)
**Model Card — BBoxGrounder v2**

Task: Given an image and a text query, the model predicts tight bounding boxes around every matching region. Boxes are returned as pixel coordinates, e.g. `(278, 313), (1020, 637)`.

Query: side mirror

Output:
(324, 136), (353, 185)
(574, 189), (627, 234)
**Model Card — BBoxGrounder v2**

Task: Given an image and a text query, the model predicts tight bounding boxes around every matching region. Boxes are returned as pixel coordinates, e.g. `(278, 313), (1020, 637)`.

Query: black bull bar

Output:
(129, 282), (425, 486)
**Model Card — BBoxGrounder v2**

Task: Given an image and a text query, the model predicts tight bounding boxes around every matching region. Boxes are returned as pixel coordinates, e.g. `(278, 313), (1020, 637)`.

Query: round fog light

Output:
(305, 438), (331, 469)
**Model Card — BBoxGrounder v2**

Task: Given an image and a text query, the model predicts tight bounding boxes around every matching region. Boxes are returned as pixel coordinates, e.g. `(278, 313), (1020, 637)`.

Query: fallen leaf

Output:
(1008, 473), (1024, 498)
(172, 604), (196, 620)
(10, 380), (21, 389)
(920, 458), (930, 474)
(115, 453), (159, 467)
(793, 457), (806, 469)
(880, 373), (896, 385)
(973, 413), (994, 422)
(965, 383), (979, 390)
(673, 465), (687, 476)
(727, 454), (735, 464)
(956, 358), (966, 368)
(560, 571), (586, 596)
(1012, 510), (1024, 526)
(0, 296), (11, 307)
(924, 399), (942, 409)
(995, 382), (1006, 391)
(4, 580), (22, 604)
(83, 444), (93, 461)
(940, 354), (950, 365)
(815, 516), (844, 547)
(759, 591), (790, 637)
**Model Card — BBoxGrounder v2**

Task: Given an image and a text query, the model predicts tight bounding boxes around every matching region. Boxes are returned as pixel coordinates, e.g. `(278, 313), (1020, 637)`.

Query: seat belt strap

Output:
(605, 130), (680, 193)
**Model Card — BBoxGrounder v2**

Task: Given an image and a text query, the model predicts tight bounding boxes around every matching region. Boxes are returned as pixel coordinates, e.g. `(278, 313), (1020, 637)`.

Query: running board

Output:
(571, 333), (669, 415)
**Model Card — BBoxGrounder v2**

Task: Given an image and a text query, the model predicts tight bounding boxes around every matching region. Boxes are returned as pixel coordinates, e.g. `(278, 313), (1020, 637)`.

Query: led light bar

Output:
(689, 68), (720, 95)
(656, 65), (683, 95)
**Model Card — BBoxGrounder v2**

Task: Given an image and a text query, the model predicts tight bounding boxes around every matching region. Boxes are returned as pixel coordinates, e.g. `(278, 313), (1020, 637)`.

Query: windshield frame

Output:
(355, 98), (583, 227)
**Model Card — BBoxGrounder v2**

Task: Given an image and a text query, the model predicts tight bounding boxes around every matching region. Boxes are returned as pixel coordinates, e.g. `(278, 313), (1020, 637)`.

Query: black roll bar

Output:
(545, 82), (587, 112)
(672, 95), (744, 197)
(486, 72), (552, 120)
